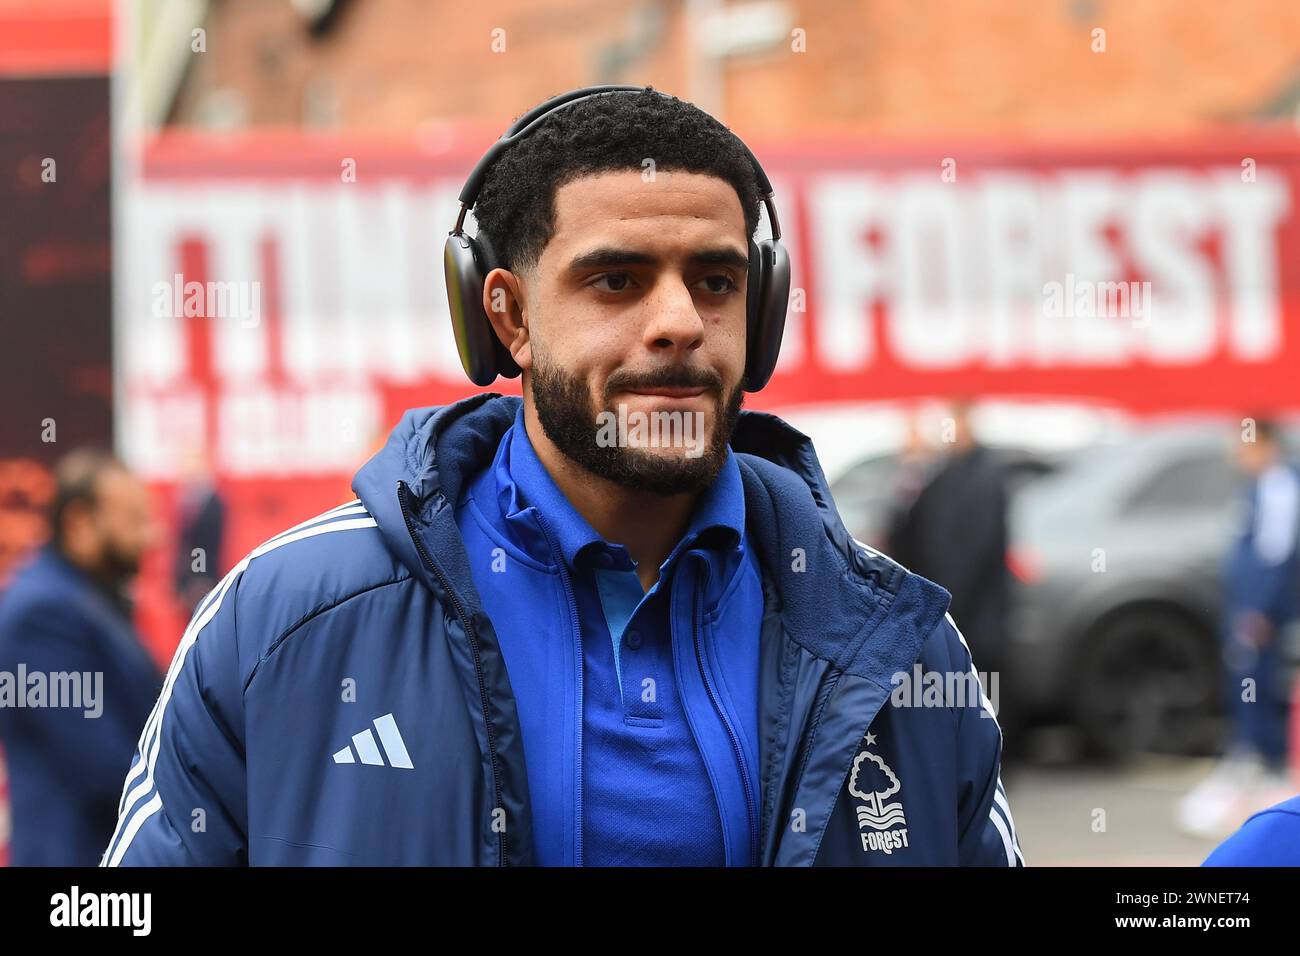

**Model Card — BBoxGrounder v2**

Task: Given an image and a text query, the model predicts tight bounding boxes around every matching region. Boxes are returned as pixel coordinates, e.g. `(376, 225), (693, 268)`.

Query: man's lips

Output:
(623, 386), (709, 399)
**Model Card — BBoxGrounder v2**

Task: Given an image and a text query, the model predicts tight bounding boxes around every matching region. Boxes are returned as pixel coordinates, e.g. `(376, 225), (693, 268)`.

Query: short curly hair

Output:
(470, 87), (764, 278)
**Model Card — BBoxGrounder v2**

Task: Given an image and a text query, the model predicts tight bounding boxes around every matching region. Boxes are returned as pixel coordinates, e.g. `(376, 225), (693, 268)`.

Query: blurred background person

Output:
(888, 402), (1011, 676)
(1178, 418), (1300, 837)
(886, 402), (1020, 757)
(171, 443), (226, 615)
(879, 409), (936, 552)
(0, 449), (162, 866)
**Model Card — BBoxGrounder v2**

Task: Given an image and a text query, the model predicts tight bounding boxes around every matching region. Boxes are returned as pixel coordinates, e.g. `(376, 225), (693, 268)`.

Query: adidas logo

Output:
(332, 713), (414, 769)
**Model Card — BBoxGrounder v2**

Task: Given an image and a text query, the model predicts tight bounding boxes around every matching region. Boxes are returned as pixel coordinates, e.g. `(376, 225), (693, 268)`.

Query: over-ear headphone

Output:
(444, 84), (790, 392)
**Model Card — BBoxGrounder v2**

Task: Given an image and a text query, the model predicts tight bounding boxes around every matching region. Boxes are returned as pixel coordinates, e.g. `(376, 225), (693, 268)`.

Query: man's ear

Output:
(482, 267), (532, 371)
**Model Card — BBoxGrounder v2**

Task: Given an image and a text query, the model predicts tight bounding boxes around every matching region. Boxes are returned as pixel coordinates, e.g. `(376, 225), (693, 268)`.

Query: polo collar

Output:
(495, 403), (745, 572)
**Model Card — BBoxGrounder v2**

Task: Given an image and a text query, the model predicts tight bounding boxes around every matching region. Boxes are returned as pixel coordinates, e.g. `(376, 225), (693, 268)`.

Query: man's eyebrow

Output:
(691, 247), (751, 271)
(565, 246), (750, 273)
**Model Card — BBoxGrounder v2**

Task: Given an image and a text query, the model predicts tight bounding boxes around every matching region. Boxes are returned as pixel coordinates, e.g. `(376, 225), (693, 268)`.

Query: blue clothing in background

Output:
(0, 547), (162, 866)
(1221, 462), (1300, 768)
(1204, 795), (1300, 865)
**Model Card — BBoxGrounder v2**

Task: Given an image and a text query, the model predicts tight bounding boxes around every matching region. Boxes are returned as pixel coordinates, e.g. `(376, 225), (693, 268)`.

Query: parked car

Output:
(1007, 420), (1300, 760)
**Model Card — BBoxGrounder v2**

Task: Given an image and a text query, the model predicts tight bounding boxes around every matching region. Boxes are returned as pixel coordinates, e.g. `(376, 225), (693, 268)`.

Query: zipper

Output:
(780, 666), (849, 865)
(688, 554), (761, 866)
(396, 480), (507, 867)
(530, 509), (585, 867)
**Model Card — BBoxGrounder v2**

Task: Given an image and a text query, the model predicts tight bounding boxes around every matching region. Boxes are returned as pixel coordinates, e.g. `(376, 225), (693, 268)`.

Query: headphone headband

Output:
(453, 84), (780, 241)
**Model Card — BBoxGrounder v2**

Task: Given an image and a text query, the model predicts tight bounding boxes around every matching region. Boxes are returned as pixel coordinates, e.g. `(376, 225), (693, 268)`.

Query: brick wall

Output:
(167, 0), (1300, 136)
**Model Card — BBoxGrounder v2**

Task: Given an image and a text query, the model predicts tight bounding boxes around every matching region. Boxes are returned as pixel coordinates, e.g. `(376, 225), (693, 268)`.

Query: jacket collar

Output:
(352, 393), (951, 690)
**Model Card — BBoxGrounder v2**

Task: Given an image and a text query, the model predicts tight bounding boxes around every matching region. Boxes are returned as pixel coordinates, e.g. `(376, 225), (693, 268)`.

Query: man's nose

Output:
(641, 277), (704, 356)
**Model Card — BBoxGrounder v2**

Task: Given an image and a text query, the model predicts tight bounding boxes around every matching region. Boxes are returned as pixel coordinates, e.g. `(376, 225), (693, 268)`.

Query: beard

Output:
(99, 535), (143, 586)
(531, 352), (744, 497)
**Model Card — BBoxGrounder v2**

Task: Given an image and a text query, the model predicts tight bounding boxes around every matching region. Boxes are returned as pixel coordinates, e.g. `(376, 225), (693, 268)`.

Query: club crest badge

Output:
(848, 731), (910, 855)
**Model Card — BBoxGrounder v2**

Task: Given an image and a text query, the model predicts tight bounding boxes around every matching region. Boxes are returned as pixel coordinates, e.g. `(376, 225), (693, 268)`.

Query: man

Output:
(1222, 418), (1299, 773)
(171, 444), (226, 615)
(888, 402), (1010, 680)
(1179, 418), (1299, 837)
(0, 450), (162, 865)
(103, 86), (1022, 866)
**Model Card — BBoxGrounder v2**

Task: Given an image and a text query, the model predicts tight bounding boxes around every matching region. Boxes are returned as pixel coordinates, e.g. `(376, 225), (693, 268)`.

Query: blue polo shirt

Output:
(455, 404), (763, 866)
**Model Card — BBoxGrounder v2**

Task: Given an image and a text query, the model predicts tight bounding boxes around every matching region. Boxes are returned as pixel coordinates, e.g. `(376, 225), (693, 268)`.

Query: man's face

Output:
(83, 468), (157, 582)
(505, 169), (750, 495)
(1234, 435), (1275, 476)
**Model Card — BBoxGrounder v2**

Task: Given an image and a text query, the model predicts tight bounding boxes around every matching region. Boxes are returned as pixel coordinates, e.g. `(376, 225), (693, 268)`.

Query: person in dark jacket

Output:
(171, 449), (226, 616)
(101, 87), (1021, 867)
(888, 402), (1010, 678)
(0, 449), (162, 865)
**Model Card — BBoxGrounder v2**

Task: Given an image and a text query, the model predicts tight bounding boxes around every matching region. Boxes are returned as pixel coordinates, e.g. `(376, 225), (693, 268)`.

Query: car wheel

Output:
(1074, 609), (1223, 761)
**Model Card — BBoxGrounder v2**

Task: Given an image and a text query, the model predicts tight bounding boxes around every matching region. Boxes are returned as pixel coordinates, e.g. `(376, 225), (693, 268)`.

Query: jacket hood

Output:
(352, 393), (950, 690)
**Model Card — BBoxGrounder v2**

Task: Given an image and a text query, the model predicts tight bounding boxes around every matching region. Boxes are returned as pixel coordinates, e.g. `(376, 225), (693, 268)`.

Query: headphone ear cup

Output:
(473, 229), (522, 380)
(746, 237), (767, 325)
(744, 238), (769, 387)
(443, 231), (521, 386)
(743, 239), (790, 391)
